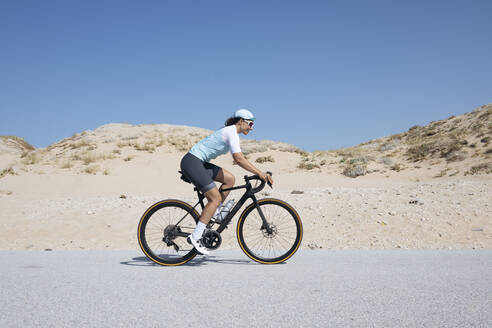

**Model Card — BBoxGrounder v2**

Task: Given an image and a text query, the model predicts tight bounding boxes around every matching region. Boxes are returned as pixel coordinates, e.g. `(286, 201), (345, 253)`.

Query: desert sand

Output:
(1, 104), (491, 251)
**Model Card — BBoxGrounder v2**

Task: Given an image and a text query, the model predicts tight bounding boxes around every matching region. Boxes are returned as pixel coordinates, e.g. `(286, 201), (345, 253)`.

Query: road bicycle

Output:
(137, 171), (303, 266)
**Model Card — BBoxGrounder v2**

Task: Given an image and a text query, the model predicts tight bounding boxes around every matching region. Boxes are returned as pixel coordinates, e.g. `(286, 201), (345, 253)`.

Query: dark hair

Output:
(225, 117), (241, 126)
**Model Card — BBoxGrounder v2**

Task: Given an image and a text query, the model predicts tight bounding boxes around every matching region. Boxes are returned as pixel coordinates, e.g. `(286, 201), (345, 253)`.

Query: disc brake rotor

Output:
(262, 223), (277, 238)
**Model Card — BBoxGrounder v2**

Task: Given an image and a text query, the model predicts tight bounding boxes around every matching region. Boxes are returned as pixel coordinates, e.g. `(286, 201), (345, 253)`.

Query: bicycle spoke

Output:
(139, 202), (198, 264)
(239, 201), (301, 263)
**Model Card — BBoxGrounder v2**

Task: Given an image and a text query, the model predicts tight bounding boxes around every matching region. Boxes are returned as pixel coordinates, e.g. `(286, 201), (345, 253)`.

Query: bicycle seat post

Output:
(195, 188), (206, 210)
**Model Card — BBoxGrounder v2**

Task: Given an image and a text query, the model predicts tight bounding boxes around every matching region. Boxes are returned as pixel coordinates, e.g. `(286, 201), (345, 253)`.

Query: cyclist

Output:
(180, 109), (274, 255)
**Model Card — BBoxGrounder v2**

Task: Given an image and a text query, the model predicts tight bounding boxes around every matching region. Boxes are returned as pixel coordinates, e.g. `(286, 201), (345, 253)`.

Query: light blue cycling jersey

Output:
(189, 125), (242, 162)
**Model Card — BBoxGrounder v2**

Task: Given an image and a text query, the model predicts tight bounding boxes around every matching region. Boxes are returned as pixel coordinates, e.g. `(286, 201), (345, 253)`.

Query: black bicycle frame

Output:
(176, 176), (270, 234)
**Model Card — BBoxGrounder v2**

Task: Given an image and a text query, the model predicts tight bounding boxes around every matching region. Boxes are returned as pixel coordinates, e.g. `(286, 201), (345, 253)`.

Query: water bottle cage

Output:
(213, 200), (234, 224)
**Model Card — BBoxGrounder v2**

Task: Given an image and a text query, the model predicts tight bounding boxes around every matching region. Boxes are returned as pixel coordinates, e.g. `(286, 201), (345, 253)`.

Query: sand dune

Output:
(0, 104), (491, 250)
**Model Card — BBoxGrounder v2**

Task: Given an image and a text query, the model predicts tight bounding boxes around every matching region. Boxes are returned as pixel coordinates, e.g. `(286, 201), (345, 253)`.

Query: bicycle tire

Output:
(237, 198), (302, 264)
(138, 199), (199, 266)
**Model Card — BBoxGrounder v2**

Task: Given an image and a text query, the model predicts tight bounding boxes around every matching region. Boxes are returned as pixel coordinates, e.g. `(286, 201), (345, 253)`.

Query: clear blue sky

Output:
(1, 0), (491, 151)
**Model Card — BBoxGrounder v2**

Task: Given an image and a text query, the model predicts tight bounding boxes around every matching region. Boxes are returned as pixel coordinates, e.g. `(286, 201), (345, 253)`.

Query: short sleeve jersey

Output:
(189, 125), (241, 162)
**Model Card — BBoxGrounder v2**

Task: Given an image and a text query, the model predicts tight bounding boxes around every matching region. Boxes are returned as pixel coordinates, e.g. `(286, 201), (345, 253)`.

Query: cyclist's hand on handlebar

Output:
(259, 171), (273, 187)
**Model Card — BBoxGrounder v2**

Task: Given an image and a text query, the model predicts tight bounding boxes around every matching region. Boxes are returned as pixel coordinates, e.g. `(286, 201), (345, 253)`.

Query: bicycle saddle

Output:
(179, 171), (192, 184)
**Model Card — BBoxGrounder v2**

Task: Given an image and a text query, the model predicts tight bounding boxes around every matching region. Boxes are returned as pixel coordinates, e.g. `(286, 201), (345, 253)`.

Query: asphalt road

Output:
(1, 249), (491, 327)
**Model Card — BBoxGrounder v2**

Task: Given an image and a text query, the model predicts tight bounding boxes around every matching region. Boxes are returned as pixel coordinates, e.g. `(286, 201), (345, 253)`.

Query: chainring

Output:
(202, 230), (222, 250)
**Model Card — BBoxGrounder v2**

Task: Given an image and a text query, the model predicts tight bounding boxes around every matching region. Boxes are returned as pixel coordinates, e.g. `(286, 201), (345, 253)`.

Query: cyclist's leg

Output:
(191, 187), (221, 244)
(181, 154), (222, 243)
(214, 167), (235, 202)
(199, 187), (222, 224)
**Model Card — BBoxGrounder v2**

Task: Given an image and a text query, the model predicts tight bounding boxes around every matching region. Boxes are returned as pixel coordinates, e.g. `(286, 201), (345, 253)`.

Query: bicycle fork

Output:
(251, 196), (273, 234)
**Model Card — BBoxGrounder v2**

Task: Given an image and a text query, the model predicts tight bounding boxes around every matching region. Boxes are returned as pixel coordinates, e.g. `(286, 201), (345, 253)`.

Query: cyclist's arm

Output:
(232, 152), (261, 175)
(232, 152), (273, 184)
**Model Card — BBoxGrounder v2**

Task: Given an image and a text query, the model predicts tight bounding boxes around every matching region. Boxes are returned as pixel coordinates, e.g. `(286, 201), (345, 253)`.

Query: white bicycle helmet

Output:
(234, 109), (255, 121)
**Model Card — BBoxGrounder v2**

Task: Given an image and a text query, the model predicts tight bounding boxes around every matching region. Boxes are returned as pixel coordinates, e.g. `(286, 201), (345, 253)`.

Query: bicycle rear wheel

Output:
(237, 198), (302, 264)
(138, 200), (199, 266)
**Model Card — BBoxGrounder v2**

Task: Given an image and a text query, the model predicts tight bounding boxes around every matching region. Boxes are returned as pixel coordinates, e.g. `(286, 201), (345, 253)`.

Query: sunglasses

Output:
(244, 120), (254, 128)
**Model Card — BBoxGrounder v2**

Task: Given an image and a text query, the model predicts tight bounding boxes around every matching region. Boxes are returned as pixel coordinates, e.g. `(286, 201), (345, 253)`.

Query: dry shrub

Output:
(424, 129), (437, 137)
(70, 140), (93, 149)
(406, 125), (441, 145)
(0, 136), (35, 151)
(240, 139), (302, 155)
(72, 151), (115, 165)
(350, 156), (374, 164)
(445, 151), (467, 163)
(274, 144), (305, 154)
(167, 135), (194, 152)
(406, 137), (467, 162)
(134, 142), (156, 153)
(336, 148), (362, 158)
(117, 141), (132, 148)
(379, 141), (398, 152)
(168, 127), (184, 133)
(297, 154), (321, 170)
(471, 122), (484, 130)
(256, 156), (275, 163)
(242, 143), (269, 155)
(155, 137), (165, 148)
(408, 125), (422, 133)
(478, 110), (491, 120)
(389, 133), (404, 141)
(0, 167), (16, 178)
(121, 135), (140, 141)
(21, 151), (43, 165)
(84, 165), (99, 174)
(390, 163), (402, 172)
(60, 161), (73, 169)
(440, 139), (466, 158)
(342, 163), (367, 178)
(381, 157), (393, 166)
(464, 163), (492, 176)
(297, 162), (320, 170)
(434, 168), (450, 178)
(82, 153), (98, 165)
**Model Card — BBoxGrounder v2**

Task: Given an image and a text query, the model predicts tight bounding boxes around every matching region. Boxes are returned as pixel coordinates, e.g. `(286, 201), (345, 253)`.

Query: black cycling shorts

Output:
(180, 152), (221, 193)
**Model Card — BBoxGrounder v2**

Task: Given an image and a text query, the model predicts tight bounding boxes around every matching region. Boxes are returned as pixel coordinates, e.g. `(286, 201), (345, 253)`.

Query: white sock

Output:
(192, 221), (207, 240)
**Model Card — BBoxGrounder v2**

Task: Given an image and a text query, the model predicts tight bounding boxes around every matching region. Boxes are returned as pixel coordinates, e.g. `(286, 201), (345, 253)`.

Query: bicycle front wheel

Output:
(237, 198), (302, 264)
(138, 200), (199, 266)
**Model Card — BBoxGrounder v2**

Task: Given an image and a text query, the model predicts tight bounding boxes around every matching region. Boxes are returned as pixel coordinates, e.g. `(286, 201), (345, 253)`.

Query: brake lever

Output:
(266, 171), (273, 188)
